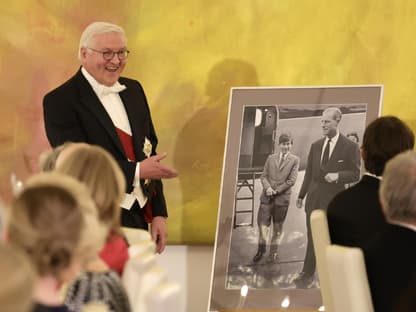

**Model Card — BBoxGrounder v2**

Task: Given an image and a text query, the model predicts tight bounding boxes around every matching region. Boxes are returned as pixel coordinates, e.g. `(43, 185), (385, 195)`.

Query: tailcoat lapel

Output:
(75, 70), (126, 156)
(316, 138), (325, 168)
(329, 136), (342, 162)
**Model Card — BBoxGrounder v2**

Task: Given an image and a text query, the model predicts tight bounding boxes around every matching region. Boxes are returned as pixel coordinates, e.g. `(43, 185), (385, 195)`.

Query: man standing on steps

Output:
(253, 133), (299, 264)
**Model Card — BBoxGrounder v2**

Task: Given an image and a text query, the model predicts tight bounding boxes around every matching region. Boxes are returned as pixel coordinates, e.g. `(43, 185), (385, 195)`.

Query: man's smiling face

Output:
(321, 110), (339, 138)
(80, 32), (127, 86)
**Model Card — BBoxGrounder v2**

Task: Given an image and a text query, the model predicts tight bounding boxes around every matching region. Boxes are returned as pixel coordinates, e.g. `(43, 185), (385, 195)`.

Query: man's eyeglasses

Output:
(87, 47), (130, 61)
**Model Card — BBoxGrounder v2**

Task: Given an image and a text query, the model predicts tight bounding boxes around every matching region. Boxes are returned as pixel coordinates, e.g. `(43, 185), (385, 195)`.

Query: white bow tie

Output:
(101, 83), (127, 96)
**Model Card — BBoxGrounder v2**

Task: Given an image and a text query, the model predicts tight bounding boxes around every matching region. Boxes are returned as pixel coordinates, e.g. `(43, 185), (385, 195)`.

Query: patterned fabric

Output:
(65, 271), (131, 312)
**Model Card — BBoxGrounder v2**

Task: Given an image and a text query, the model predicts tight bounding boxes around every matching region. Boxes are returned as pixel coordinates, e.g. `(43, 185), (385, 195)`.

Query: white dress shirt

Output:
(321, 131), (340, 163)
(81, 67), (147, 209)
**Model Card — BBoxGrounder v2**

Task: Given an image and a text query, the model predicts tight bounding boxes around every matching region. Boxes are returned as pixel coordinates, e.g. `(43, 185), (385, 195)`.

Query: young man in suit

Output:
(327, 116), (414, 248)
(253, 133), (299, 263)
(364, 151), (416, 312)
(43, 22), (177, 253)
(294, 107), (361, 288)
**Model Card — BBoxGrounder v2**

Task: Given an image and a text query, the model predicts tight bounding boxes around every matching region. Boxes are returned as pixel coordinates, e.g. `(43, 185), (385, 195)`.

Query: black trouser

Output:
(300, 208), (316, 277)
(120, 201), (148, 230)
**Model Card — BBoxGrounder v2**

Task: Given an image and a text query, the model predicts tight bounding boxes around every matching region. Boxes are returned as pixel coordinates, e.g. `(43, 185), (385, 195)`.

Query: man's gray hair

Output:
(78, 22), (126, 60)
(380, 150), (416, 223)
(323, 107), (342, 122)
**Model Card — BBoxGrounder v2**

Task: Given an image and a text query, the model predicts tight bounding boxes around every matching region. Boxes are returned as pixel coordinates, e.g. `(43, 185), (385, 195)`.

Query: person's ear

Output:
(360, 148), (365, 161)
(80, 47), (88, 60)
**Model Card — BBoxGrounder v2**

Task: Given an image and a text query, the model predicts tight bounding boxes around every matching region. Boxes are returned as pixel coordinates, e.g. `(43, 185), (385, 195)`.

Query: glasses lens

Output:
(118, 50), (129, 59)
(102, 51), (115, 60)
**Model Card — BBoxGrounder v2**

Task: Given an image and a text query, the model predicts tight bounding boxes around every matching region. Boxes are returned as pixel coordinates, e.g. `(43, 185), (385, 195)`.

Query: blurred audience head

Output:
(362, 116), (414, 176)
(39, 142), (73, 172)
(55, 143), (125, 234)
(7, 172), (104, 282)
(0, 243), (35, 312)
(380, 150), (416, 225)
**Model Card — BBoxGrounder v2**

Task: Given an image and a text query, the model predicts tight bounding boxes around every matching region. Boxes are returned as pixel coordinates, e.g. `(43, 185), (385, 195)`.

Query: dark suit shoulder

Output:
(372, 224), (416, 244)
(307, 137), (325, 157)
(43, 72), (83, 122)
(119, 76), (140, 84)
(44, 70), (81, 98)
(330, 176), (377, 199)
(44, 72), (142, 99)
(364, 225), (416, 312)
(365, 225), (416, 270)
(118, 77), (149, 106)
(311, 137), (325, 147)
(327, 176), (380, 215)
(327, 175), (386, 247)
(119, 76), (144, 90)
(338, 133), (360, 151)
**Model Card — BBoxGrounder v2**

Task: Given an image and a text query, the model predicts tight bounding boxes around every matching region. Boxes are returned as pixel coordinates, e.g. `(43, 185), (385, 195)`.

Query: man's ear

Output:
(360, 148), (365, 161)
(80, 47), (88, 60)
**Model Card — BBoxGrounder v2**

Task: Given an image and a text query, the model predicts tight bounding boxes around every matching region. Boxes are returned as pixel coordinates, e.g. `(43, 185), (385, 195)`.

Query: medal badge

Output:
(143, 137), (152, 185)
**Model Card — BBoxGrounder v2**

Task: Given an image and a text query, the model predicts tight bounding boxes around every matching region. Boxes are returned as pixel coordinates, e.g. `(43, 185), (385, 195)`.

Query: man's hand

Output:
(151, 216), (168, 254)
(140, 153), (178, 180)
(266, 187), (275, 196)
(296, 198), (303, 209)
(324, 172), (339, 183)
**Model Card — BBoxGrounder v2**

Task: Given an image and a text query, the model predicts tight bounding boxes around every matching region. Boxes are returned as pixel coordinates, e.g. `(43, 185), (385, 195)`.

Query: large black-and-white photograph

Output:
(209, 86), (382, 311)
(228, 103), (366, 291)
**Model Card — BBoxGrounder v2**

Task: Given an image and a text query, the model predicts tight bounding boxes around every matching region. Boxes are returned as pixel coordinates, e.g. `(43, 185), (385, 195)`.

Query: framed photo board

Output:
(208, 85), (383, 311)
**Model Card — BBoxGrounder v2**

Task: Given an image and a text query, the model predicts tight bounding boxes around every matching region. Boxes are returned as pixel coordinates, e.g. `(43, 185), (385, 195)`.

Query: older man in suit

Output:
(294, 107), (360, 288)
(253, 133), (299, 263)
(43, 22), (177, 253)
(364, 151), (416, 312)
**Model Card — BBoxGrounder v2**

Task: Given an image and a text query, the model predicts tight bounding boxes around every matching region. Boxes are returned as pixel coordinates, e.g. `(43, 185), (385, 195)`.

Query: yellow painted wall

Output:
(1, 0), (415, 243)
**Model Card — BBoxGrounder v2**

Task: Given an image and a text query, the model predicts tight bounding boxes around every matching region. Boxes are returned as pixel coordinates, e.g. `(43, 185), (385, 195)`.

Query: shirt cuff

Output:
(133, 162), (141, 187)
(120, 162), (148, 210)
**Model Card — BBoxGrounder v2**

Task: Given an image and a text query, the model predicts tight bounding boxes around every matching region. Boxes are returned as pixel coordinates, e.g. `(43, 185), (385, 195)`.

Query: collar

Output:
(81, 67), (126, 97)
(325, 131), (339, 146)
(389, 220), (416, 232)
(280, 152), (290, 159)
(364, 172), (382, 180)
